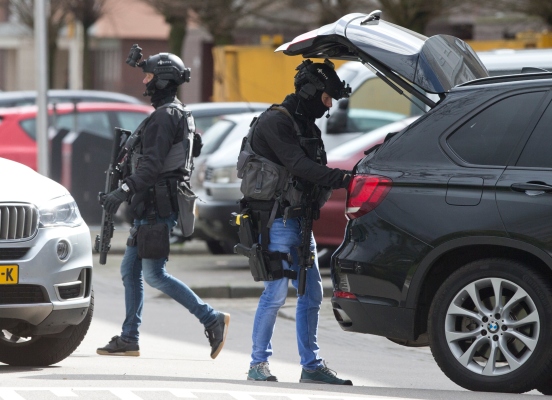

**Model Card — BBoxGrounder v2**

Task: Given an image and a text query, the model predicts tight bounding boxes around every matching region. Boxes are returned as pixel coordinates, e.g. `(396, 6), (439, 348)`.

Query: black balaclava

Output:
(146, 76), (178, 108)
(302, 90), (328, 119)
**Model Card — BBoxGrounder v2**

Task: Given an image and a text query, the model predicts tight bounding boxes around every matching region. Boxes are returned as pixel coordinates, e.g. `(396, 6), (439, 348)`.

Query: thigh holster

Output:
(231, 200), (297, 282)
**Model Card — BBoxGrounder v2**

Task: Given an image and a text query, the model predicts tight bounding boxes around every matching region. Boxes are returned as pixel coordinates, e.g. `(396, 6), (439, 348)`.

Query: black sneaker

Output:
(96, 335), (140, 357)
(204, 312), (230, 359)
(300, 363), (352, 385)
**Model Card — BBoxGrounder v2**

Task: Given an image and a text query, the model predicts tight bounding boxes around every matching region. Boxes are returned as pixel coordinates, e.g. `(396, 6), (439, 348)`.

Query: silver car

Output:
(0, 158), (93, 366)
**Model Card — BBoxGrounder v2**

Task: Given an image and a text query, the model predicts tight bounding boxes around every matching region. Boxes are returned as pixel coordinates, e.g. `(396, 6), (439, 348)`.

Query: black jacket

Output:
(250, 94), (346, 189)
(124, 96), (186, 194)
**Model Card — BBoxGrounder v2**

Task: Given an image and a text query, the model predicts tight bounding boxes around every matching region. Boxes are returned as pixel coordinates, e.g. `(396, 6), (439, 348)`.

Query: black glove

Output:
(102, 187), (128, 214)
(340, 173), (352, 189)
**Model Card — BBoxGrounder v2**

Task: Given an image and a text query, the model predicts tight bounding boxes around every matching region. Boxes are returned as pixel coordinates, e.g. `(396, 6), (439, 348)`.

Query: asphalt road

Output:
(0, 237), (544, 399)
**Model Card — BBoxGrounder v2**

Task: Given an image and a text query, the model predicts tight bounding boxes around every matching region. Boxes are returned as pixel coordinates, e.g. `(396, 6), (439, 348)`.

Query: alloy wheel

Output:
(444, 277), (539, 376)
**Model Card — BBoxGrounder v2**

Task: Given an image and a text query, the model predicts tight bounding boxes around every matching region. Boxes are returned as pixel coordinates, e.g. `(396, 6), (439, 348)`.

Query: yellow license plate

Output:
(0, 265), (18, 284)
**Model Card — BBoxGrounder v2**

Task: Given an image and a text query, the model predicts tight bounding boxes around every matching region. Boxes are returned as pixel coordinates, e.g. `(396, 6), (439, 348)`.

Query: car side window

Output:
(194, 116), (220, 135)
(56, 112), (112, 139)
(516, 100), (552, 168)
(446, 92), (545, 166)
(116, 111), (149, 133)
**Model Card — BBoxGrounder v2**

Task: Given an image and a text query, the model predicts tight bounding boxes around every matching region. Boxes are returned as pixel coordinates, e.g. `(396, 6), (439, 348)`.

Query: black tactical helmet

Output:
(126, 44), (191, 90)
(294, 59), (351, 101)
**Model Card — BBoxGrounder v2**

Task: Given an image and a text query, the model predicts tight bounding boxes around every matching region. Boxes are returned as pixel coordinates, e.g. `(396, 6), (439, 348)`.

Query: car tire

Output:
(428, 258), (552, 393)
(537, 381), (552, 395)
(0, 291), (94, 366)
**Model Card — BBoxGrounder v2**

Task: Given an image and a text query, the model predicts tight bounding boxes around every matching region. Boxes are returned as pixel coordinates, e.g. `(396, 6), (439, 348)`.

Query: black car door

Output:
(496, 92), (552, 255)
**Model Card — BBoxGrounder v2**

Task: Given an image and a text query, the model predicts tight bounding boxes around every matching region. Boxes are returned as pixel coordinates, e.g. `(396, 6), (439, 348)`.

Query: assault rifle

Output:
(94, 127), (131, 264)
(295, 182), (318, 296)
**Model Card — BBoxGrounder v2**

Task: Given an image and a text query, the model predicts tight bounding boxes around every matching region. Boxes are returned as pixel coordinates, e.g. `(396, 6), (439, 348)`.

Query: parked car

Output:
(0, 157), (93, 366)
(477, 48), (552, 76)
(277, 11), (552, 394)
(313, 117), (418, 268)
(197, 106), (410, 254)
(164, 102), (271, 245)
(0, 102), (153, 171)
(186, 101), (270, 135)
(195, 112), (261, 254)
(186, 102), (271, 193)
(0, 89), (143, 108)
(0, 102), (154, 225)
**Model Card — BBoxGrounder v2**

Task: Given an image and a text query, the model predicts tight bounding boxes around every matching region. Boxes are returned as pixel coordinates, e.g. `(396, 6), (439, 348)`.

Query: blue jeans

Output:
(120, 212), (217, 343)
(250, 217), (324, 370)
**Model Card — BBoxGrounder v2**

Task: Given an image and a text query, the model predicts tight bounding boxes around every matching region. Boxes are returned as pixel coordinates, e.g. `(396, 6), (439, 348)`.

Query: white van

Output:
(477, 48), (552, 76)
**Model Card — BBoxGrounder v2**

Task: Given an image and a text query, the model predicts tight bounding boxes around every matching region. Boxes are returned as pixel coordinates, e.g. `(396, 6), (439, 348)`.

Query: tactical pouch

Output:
(237, 213), (256, 248)
(176, 184), (197, 237)
(244, 245), (296, 282)
(154, 181), (173, 218)
(126, 226), (138, 247)
(137, 222), (170, 259)
(240, 160), (279, 201)
(249, 244), (271, 281)
(235, 243), (296, 282)
(236, 148), (254, 179)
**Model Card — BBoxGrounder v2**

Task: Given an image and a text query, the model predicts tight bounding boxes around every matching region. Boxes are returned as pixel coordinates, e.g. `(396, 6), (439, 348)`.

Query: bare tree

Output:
(191, 0), (274, 45)
(10, 0), (69, 87)
(315, 0), (374, 25)
(376, 0), (455, 34)
(66, 0), (106, 89)
(140, 0), (191, 55)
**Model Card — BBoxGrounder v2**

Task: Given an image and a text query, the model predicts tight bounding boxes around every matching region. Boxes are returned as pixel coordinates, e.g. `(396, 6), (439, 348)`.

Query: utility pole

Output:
(35, 0), (49, 176)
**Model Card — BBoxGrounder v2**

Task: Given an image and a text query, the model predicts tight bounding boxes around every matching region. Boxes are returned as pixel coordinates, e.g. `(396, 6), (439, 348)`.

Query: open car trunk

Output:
(276, 11), (489, 109)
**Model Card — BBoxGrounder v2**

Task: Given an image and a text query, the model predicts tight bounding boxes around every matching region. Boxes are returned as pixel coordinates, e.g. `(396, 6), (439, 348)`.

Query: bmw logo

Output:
(487, 322), (499, 333)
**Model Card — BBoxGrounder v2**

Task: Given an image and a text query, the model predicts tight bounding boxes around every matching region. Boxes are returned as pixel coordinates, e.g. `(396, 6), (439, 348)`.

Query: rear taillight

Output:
(346, 175), (392, 219)
(334, 291), (357, 299)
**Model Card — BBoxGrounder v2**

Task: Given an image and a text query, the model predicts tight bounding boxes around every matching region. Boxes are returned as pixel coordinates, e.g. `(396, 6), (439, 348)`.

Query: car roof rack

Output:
(459, 72), (552, 88)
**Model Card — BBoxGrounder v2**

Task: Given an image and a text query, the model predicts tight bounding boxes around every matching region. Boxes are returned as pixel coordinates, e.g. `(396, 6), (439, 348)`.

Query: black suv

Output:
(278, 11), (552, 394)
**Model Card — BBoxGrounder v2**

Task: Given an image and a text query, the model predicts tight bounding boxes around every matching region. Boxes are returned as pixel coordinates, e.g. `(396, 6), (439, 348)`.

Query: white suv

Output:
(0, 158), (93, 366)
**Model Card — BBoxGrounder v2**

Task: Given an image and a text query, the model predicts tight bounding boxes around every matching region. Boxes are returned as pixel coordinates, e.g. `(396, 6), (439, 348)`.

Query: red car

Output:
(0, 102), (153, 171)
(314, 117), (418, 267)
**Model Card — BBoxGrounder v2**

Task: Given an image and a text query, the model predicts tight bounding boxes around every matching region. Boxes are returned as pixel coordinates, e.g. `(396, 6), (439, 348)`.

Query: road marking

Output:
(49, 389), (78, 397)
(0, 389), (26, 400)
(111, 388), (144, 400)
(0, 387), (412, 400)
(229, 393), (257, 400)
(168, 389), (197, 398)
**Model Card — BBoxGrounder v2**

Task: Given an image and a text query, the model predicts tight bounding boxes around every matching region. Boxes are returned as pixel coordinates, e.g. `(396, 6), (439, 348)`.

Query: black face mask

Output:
(151, 87), (177, 108)
(302, 91), (328, 119)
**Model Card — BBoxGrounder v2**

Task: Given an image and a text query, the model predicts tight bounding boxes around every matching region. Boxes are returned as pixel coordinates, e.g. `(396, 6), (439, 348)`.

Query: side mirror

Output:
(327, 98), (349, 134)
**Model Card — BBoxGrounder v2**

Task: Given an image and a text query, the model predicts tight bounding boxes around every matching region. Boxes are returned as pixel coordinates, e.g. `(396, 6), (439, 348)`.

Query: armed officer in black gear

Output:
(239, 59), (353, 384)
(97, 45), (230, 359)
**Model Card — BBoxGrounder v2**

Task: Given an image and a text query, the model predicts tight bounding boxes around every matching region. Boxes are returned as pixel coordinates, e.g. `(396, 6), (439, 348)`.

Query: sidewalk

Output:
(89, 225), (335, 300)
